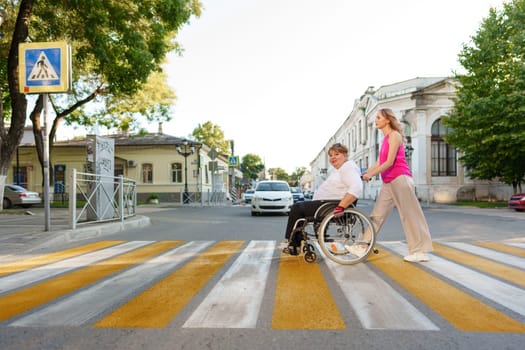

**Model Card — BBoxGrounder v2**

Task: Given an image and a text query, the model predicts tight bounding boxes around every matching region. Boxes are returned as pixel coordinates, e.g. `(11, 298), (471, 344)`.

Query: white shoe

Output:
(345, 244), (368, 257)
(403, 253), (430, 262)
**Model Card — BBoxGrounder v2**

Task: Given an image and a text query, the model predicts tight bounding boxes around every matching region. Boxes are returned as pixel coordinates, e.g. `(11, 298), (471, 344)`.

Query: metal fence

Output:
(69, 169), (137, 229)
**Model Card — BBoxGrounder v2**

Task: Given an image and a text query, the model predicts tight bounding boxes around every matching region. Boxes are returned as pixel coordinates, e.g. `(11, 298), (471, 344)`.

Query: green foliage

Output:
(289, 166), (307, 186)
(240, 154), (264, 180)
(269, 168), (290, 182)
(192, 121), (231, 154)
(0, 0), (202, 175)
(444, 0), (525, 191)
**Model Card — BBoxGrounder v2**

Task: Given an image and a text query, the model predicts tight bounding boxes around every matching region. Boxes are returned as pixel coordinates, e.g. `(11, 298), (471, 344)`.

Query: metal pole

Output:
(43, 93), (51, 231)
(119, 175), (124, 222)
(183, 153), (189, 203)
(69, 168), (76, 229)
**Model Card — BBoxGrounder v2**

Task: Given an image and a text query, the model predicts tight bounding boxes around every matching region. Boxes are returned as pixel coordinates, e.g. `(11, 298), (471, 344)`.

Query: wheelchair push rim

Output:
(317, 207), (376, 265)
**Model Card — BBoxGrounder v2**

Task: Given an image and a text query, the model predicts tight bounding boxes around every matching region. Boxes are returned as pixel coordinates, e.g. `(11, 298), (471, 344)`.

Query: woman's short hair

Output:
(328, 143), (348, 155)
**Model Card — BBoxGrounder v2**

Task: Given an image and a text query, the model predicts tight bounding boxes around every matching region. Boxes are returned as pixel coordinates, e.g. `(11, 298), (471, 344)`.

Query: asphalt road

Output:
(0, 202), (524, 350)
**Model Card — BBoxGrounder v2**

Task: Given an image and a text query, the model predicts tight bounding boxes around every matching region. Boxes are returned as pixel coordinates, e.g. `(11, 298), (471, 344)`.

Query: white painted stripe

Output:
(0, 241), (153, 295)
(183, 240), (275, 328)
(381, 241), (525, 317)
(440, 242), (525, 269)
(506, 242), (525, 250)
(10, 241), (215, 327)
(315, 242), (438, 330)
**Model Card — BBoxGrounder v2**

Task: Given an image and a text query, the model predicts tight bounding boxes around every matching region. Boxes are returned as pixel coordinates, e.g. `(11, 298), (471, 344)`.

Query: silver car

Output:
(251, 180), (293, 216)
(2, 184), (42, 209)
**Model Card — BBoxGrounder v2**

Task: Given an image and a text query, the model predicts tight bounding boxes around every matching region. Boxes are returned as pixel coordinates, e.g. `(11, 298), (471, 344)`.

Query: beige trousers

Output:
(370, 175), (433, 254)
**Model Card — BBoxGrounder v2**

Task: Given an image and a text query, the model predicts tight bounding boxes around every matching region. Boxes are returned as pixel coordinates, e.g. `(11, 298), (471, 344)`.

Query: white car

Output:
(251, 180), (293, 216)
(241, 189), (255, 204)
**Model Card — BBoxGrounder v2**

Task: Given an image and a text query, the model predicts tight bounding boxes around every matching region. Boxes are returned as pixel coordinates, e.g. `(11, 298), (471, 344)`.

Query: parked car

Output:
(508, 193), (525, 211)
(303, 190), (314, 199)
(251, 180), (293, 216)
(2, 184), (42, 209)
(241, 189), (255, 204)
(290, 187), (305, 203)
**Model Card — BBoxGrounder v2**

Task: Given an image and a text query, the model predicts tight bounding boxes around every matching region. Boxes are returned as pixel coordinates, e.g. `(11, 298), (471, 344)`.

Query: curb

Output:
(26, 215), (151, 252)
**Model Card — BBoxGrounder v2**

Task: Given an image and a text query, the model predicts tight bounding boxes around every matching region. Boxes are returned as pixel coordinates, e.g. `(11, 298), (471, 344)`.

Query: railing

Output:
(69, 169), (137, 229)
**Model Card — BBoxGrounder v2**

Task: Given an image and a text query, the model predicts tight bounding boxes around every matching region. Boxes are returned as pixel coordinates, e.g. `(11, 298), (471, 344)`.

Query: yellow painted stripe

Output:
(0, 241), (124, 276)
(272, 254), (345, 330)
(0, 241), (182, 322)
(368, 248), (525, 332)
(94, 240), (245, 328)
(474, 241), (525, 257)
(433, 243), (525, 288)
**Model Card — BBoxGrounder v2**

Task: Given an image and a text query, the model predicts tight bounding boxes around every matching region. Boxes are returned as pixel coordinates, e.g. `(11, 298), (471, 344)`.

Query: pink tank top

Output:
(379, 133), (412, 183)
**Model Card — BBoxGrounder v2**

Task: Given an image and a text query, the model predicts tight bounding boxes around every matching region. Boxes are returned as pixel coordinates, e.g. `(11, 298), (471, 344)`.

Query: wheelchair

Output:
(285, 201), (377, 265)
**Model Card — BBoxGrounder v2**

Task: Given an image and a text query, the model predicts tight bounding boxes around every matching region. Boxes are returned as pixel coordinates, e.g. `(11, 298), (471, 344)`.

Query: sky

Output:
(159, 0), (506, 173)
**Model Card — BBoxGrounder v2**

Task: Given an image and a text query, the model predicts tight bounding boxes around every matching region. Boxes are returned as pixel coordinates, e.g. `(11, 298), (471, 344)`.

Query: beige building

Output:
(309, 77), (513, 203)
(9, 132), (241, 203)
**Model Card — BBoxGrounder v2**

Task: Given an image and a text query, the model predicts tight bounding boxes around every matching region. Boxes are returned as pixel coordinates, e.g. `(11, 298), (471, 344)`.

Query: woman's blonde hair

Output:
(378, 108), (405, 139)
(328, 143), (349, 156)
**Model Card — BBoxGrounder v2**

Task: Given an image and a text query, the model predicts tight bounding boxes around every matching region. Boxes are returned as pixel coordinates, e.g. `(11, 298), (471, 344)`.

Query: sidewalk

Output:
(0, 207), (151, 261)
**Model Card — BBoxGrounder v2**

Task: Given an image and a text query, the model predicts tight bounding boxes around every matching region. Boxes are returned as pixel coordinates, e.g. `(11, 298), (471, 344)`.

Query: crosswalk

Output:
(0, 239), (524, 332)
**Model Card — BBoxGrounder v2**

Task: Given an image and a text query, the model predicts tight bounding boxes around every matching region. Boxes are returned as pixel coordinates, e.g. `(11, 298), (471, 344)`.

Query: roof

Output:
(21, 133), (201, 147)
(374, 77), (448, 100)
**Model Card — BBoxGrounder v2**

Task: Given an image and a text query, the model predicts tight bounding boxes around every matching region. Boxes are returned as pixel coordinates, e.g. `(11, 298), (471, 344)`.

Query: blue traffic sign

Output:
(19, 41), (71, 94)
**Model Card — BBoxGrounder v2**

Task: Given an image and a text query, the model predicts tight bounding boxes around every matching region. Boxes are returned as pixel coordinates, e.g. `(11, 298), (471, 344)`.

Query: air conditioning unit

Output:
(127, 160), (137, 167)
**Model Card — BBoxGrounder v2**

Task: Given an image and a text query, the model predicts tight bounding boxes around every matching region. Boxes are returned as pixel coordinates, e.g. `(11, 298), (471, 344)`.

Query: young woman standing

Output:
(361, 108), (433, 262)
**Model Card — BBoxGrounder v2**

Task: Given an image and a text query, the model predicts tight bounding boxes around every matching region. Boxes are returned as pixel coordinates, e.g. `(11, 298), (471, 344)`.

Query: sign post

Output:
(19, 41), (71, 231)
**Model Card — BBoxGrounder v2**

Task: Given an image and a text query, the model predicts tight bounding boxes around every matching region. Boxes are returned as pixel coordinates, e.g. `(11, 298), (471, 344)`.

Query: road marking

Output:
(377, 242), (525, 332)
(184, 240), (275, 328)
(94, 240), (244, 328)
(0, 241), (152, 295)
(440, 242), (525, 269)
(11, 241), (211, 327)
(507, 242), (525, 250)
(0, 241), (123, 276)
(474, 241), (525, 258)
(433, 243), (525, 288)
(0, 241), (181, 322)
(317, 242), (438, 330)
(272, 249), (345, 330)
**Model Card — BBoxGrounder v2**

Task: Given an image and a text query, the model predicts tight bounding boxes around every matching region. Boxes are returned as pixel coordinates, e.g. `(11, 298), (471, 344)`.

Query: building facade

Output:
(8, 132), (241, 204)
(309, 77), (513, 203)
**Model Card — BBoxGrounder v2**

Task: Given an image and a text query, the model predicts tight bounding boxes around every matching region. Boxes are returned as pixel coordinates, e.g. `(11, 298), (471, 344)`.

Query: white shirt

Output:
(313, 160), (363, 200)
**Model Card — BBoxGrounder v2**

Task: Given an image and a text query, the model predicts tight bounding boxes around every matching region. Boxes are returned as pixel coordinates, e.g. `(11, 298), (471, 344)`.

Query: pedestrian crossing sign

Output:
(18, 41), (72, 94)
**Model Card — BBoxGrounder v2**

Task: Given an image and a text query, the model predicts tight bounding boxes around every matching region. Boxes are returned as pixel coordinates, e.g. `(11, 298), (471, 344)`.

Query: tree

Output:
(269, 167), (289, 182)
(443, 0), (525, 193)
(289, 166), (307, 186)
(240, 153), (264, 181)
(0, 0), (201, 208)
(191, 121), (231, 155)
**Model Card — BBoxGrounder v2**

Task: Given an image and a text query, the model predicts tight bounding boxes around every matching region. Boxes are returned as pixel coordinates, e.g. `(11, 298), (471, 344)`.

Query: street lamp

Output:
(177, 141), (195, 204)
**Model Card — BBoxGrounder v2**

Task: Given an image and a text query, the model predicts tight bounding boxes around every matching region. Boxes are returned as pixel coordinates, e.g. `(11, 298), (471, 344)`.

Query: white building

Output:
(309, 77), (513, 203)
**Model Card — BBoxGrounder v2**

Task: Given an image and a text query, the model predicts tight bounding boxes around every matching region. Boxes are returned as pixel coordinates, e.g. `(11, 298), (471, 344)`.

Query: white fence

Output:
(69, 169), (137, 229)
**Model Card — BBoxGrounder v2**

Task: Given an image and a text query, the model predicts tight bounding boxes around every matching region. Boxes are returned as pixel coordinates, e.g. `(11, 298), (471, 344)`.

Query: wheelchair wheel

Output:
(317, 208), (376, 265)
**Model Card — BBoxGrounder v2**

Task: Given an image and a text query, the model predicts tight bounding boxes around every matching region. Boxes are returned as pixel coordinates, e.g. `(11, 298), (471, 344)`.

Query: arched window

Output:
(142, 163), (153, 183)
(171, 162), (183, 183)
(431, 119), (456, 176)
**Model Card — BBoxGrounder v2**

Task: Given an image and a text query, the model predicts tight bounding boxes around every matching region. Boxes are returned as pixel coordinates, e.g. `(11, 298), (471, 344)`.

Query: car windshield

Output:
(291, 187), (301, 193)
(256, 183), (289, 191)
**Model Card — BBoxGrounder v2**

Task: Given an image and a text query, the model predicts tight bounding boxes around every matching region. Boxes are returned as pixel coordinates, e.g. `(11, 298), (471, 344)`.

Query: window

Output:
(171, 162), (182, 183)
(142, 163), (153, 183)
(12, 166), (28, 187)
(431, 119), (457, 176)
(114, 164), (124, 177)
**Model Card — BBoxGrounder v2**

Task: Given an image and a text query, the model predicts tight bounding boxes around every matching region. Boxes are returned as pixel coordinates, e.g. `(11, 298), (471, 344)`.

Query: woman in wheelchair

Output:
(283, 143), (365, 259)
